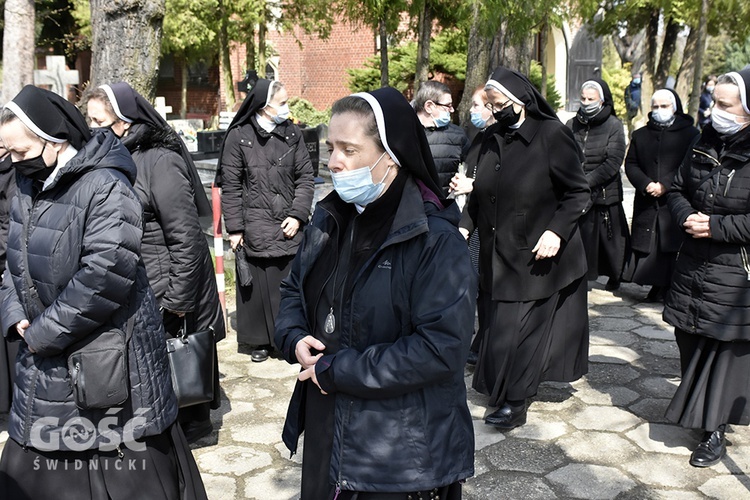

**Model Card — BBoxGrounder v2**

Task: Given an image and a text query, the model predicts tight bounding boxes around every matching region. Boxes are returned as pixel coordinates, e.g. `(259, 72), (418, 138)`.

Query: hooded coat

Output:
(664, 70), (750, 340)
(567, 79), (627, 206)
(625, 91), (700, 253)
(0, 129), (178, 450)
(217, 79), (315, 258)
(275, 87), (475, 493)
(99, 83), (224, 339)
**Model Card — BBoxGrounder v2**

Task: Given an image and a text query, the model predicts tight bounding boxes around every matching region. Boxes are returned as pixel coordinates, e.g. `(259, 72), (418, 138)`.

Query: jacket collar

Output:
(492, 116), (542, 147)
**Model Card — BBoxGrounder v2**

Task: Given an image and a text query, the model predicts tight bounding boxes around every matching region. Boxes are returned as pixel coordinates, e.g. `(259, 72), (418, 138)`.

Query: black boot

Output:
(690, 425), (726, 467)
(485, 400), (527, 430)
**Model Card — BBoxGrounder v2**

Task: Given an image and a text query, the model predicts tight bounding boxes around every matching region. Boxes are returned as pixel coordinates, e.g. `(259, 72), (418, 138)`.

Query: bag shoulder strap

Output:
(21, 210), (45, 318)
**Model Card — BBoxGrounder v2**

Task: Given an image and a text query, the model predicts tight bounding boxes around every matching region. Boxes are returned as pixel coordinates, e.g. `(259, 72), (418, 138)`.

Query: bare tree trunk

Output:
(90, 0), (165, 100)
(539, 20), (549, 99)
(414, 0), (432, 95)
(379, 18), (389, 87)
(218, 0), (235, 111)
(688, 0), (710, 117)
(180, 55), (188, 119)
(258, 20), (267, 78)
(2, 0), (35, 104)
(491, 22), (531, 74)
(612, 30), (646, 69)
(654, 17), (680, 89)
(246, 28), (256, 73)
(645, 9), (659, 77)
(676, 27), (699, 106)
(458, 2), (492, 125)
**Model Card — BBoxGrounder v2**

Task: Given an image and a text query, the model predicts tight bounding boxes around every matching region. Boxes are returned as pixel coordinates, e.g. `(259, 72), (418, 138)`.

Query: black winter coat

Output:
(275, 177), (475, 492)
(0, 157), (15, 279)
(0, 131), (178, 450)
(123, 125), (225, 339)
(567, 111), (627, 205)
(625, 115), (700, 253)
(424, 123), (468, 194)
(461, 118), (590, 301)
(220, 117), (314, 258)
(664, 126), (750, 341)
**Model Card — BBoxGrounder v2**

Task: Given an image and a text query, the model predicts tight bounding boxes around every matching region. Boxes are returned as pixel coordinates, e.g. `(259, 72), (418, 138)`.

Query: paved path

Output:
(3, 174), (749, 499)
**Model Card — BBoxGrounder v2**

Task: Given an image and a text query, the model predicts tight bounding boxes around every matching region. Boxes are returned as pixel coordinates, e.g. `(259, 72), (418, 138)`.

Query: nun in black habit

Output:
(275, 88), (476, 499)
(460, 67), (590, 430)
(663, 69), (750, 468)
(0, 85), (207, 499)
(566, 78), (629, 290)
(87, 82), (226, 443)
(216, 79), (314, 362)
(622, 88), (700, 301)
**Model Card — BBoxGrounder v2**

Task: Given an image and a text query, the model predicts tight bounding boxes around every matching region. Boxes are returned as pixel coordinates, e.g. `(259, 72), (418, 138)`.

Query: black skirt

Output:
(0, 424), (207, 500)
(236, 254), (294, 346)
(666, 329), (750, 431)
(543, 278), (589, 383)
(579, 204), (630, 281)
(0, 338), (18, 414)
(621, 222), (677, 287)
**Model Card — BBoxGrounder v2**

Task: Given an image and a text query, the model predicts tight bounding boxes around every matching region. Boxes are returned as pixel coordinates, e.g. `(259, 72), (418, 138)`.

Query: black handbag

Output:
(166, 318), (215, 408)
(234, 246), (253, 288)
(20, 215), (135, 410)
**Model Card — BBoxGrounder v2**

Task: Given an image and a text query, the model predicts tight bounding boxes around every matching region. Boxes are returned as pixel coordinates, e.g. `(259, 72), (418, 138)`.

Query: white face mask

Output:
(711, 108), (750, 136)
(267, 103), (290, 124)
(652, 107), (675, 124)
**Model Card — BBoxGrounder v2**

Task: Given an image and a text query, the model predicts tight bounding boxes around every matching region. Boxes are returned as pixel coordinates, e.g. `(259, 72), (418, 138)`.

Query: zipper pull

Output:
(333, 484), (341, 500)
(724, 169), (736, 196)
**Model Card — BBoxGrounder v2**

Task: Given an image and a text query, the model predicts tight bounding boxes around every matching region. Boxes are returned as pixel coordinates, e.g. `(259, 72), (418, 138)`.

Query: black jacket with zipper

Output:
(275, 175), (476, 492)
(663, 125), (750, 341)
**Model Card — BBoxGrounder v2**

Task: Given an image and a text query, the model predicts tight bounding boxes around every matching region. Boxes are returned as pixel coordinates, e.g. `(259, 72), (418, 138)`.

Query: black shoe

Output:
(605, 278), (621, 291)
(690, 426), (726, 467)
(251, 346), (271, 362)
(645, 286), (664, 302)
(484, 403), (527, 430)
(466, 351), (479, 366)
(182, 419), (213, 443)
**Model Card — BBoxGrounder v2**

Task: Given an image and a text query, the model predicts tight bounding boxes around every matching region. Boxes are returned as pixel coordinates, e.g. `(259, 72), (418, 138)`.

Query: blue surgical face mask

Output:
(652, 107), (675, 124)
(633, 78), (641, 85)
(331, 152), (391, 206)
(267, 103), (290, 124)
(432, 109), (451, 128)
(470, 111), (488, 129)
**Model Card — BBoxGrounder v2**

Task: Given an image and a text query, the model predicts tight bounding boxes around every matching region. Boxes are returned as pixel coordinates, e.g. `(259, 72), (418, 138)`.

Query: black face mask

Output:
(493, 104), (521, 128)
(13, 144), (55, 182)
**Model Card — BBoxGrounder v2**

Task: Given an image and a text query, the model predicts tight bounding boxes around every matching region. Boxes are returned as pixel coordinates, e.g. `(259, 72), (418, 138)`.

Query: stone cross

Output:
(33, 56), (79, 98)
(154, 97), (173, 120)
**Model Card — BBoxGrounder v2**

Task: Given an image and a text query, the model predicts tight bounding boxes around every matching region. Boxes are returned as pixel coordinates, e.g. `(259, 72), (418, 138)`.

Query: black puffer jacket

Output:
(424, 123), (468, 195)
(0, 131), (178, 450)
(220, 117), (314, 258)
(0, 156), (15, 279)
(625, 114), (700, 253)
(276, 177), (475, 492)
(567, 110), (626, 205)
(663, 126), (750, 341)
(123, 124), (225, 339)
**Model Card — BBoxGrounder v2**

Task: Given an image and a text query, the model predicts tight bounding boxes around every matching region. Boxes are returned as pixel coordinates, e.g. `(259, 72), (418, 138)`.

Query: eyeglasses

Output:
(651, 104), (672, 110)
(433, 102), (454, 112)
(485, 100), (512, 114)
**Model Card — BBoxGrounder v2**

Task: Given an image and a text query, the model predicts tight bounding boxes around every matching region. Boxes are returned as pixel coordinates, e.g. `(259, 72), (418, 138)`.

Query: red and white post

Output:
(212, 183), (226, 318)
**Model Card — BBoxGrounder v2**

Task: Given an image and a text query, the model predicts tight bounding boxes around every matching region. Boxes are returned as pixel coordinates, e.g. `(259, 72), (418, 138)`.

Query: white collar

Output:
(43, 145), (79, 191)
(256, 113), (276, 133)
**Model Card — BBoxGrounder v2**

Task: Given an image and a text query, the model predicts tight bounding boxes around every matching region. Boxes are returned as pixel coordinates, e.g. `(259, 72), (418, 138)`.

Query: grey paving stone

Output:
(243, 467), (300, 500)
(643, 341), (680, 359)
(633, 325), (674, 341)
(622, 452), (715, 489)
(231, 422), (285, 445)
(473, 419), (506, 450)
(545, 463), (636, 499)
(623, 486), (706, 500)
(507, 412), (569, 441)
(274, 441), (303, 465)
(590, 317), (644, 332)
(482, 438), (567, 474)
(633, 376), (679, 399)
(570, 405), (642, 432)
(574, 384), (640, 407)
(590, 330), (638, 346)
(246, 358), (300, 380)
(698, 475), (750, 499)
(627, 398), (672, 424)
(464, 470), (557, 499)
(196, 445), (273, 475)
(591, 305), (640, 318)
(590, 345), (640, 364)
(586, 364), (641, 386)
(636, 354), (681, 377)
(556, 431), (641, 466)
(625, 423), (696, 455)
(201, 473), (237, 500)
